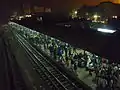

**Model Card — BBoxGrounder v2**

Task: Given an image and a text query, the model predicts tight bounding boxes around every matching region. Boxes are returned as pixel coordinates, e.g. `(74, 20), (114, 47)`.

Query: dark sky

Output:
(30, 0), (115, 7)
(0, 0), (115, 23)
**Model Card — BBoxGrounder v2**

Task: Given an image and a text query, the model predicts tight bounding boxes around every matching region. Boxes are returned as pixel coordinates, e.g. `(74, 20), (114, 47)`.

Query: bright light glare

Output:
(93, 15), (98, 18)
(74, 11), (77, 14)
(113, 16), (117, 18)
(19, 16), (24, 19)
(97, 28), (116, 33)
(115, 16), (117, 18)
(25, 15), (32, 17)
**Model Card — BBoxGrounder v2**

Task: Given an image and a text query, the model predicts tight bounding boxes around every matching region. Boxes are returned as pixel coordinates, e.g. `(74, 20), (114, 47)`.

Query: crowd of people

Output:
(24, 30), (120, 89)
(10, 23), (120, 90)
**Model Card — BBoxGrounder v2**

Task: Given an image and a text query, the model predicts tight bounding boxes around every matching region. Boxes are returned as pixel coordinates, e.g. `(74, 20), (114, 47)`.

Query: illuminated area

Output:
(9, 22), (120, 89)
(112, 16), (117, 18)
(25, 15), (32, 17)
(97, 28), (116, 33)
(114, 0), (120, 4)
(74, 11), (77, 14)
(93, 15), (98, 18)
(18, 16), (24, 20)
(69, 9), (78, 18)
(93, 14), (100, 22)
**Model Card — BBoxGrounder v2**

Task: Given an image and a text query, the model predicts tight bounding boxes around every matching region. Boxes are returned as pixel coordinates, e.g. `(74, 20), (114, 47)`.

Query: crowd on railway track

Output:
(9, 22), (120, 90)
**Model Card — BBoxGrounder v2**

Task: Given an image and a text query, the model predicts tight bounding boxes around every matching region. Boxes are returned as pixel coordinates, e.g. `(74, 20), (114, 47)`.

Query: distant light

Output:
(115, 16), (117, 18)
(101, 21), (105, 23)
(93, 14), (100, 22)
(37, 17), (43, 21)
(74, 11), (77, 14)
(105, 19), (108, 21)
(18, 18), (21, 20)
(112, 16), (117, 18)
(96, 56), (98, 57)
(97, 28), (116, 33)
(10, 18), (14, 20)
(87, 18), (90, 20)
(19, 16), (24, 18)
(93, 15), (98, 18)
(40, 17), (42, 20)
(25, 15), (32, 17)
(85, 12), (88, 15)
(64, 24), (71, 28)
(92, 20), (97, 22)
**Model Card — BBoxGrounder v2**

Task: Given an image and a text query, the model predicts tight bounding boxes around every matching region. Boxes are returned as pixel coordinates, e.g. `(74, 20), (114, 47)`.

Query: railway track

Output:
(14, 31), (82, 90)
(1, 36), (28, 90)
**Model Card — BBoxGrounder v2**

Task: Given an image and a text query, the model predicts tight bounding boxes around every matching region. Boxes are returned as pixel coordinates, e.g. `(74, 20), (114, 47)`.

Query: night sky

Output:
(0, 0), (117, 23)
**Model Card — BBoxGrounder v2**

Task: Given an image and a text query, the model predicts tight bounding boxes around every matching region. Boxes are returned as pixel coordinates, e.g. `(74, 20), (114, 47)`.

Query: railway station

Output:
(8, 22), (120, 90)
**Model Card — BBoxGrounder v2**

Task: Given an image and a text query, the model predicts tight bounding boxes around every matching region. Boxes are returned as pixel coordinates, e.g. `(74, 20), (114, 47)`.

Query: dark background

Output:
(0, 0), (116, 24)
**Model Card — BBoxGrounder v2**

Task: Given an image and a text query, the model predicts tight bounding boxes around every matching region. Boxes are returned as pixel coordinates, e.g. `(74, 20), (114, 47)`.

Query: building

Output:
(77, 2), (120, 20)
(23, 4), (31, 14)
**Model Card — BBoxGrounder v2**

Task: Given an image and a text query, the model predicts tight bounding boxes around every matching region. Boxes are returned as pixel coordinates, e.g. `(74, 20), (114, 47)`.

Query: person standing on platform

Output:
(68, 47), (72, 57)
(65, 57), (69, 68)
(53, 45), (57, 60)
(43, 39), (46, 50)
(89, 69), (92, 76)
(106, 65), (112, 88)
(35, 36), (39, 46)
(46, 37), (50, 49)
(71, 57), (74, 65)
(73, 47), (77, 54)
(70, 56), (74, 71)
(49, 44), (54, 57)
(64, 44), (68, 59)
(74, 62), (78, 75)
(57, 46), (64, 61)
